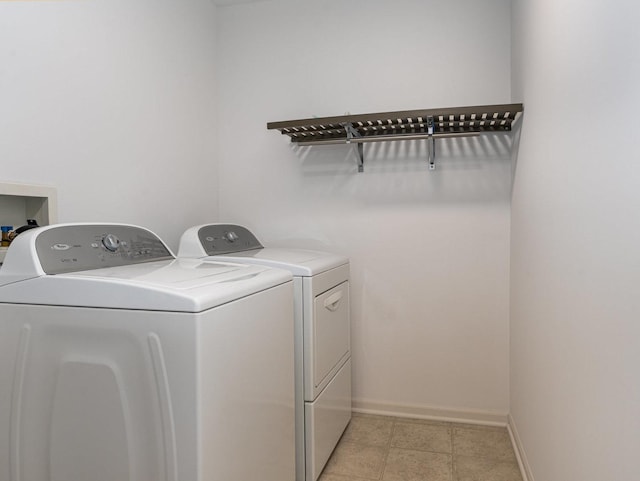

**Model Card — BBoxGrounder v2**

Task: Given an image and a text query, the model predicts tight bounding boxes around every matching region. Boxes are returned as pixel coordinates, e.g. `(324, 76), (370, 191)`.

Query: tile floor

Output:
(318, 413), (523, 481)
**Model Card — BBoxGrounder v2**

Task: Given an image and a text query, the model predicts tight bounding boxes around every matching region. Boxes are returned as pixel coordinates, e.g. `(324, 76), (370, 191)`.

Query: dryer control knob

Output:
(224, 231), (239, 242)
(102, 233), (121, 252)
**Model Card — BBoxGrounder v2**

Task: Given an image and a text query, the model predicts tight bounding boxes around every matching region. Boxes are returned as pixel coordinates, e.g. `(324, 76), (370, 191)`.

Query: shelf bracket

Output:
(427, 116), (436, 170)
(356, 143), (364, 173)
(344, 123), (364, 172)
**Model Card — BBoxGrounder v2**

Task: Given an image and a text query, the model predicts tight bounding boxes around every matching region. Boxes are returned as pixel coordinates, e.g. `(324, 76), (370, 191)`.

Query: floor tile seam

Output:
(451, 418), (457, 481)
(331, 475), (380, 481)
(329, 476), (379, 481)
(452, 451), (519, 463)
(378, 417), (397, 481)
(386, 445), (454, 458)
(383, 418), (397, 479)
(453, 453), (521, 464)
(388, 443), (453, 456)
(340, 440), (393, 449)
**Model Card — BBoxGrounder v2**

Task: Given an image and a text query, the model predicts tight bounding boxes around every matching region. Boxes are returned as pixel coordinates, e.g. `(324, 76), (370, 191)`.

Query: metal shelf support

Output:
(344, 122), (364, 172)
(427, 116), (435, 170)
(356, 143), (364, 173)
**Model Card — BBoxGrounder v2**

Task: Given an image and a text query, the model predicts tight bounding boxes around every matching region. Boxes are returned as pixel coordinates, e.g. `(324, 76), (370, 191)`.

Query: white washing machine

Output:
(178, 224), (351, 481)
(0, 223), (295, 481)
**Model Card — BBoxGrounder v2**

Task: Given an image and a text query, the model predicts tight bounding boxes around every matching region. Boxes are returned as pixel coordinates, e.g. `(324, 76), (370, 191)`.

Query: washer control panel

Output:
(35, 225), (173, 274)
(197, 224), (263, 255)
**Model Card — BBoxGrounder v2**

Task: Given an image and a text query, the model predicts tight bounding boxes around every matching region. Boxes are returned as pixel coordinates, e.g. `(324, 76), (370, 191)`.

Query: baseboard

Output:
(507, 413), (534, 481)
(352, 398), (509, 426)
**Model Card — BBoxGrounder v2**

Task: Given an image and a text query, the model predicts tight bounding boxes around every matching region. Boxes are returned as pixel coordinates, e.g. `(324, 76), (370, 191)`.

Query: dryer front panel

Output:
(313, 281), (350, 392)
(304, 358), (351, 481)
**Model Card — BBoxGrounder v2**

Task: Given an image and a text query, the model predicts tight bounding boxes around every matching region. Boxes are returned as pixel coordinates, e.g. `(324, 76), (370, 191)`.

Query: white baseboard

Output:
(352, 398), (509, 426)
(507, 414), (534, 481)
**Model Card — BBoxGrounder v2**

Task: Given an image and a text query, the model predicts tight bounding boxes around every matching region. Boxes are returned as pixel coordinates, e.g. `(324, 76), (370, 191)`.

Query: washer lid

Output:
(0, 224), (291, 312)
(212, 247), (348, 277)
(179, 224), (348, 276)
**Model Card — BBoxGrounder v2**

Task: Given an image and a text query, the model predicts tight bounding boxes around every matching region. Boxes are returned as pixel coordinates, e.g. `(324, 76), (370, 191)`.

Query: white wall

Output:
(0, 0), (218, 249)
(217, 0), (514, 418)
(510, 1), (640, 479)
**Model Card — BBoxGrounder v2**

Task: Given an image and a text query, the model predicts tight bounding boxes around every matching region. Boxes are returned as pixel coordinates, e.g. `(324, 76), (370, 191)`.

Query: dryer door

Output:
(311, 281), (350, 397)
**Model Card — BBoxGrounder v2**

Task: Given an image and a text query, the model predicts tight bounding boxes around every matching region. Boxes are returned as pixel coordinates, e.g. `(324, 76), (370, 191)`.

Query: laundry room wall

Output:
(510, 1), (640, 480)
(0, 0), (218, 248)
(216, 0), (513, 419)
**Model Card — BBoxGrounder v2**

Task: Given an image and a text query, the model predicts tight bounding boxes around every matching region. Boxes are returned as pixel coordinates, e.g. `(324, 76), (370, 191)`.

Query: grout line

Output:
(451, 422), (456, 481)
(378, 417), (396, 480)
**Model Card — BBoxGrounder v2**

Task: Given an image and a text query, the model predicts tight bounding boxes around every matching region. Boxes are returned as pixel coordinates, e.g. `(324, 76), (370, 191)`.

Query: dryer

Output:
(178, 224), (351, 481)
(0, 223), (295, 481)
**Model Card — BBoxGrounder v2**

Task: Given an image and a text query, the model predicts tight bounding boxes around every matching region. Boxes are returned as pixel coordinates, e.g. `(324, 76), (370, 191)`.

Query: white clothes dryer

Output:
(178, 224), (351, 481)
(0, 223), (295, 481)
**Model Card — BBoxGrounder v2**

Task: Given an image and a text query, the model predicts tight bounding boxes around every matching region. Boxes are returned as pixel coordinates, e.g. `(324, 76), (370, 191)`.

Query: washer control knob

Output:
(224, 231), (239, 242)
(102, 233), (121, 252)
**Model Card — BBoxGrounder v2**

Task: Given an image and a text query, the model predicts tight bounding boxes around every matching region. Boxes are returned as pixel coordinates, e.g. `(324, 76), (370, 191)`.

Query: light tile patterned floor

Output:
(318, 413), (523, 481)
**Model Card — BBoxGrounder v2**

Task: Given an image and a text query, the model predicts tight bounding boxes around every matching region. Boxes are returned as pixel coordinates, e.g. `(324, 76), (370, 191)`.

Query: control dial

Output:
(224, 231), (239, 242)
(102, 233), (121, 252)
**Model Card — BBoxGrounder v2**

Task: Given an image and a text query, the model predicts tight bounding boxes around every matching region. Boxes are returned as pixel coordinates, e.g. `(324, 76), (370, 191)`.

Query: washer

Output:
(0, 223), (295, 481)
(178, 224), (351, 481)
